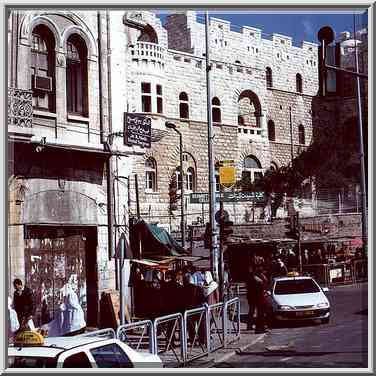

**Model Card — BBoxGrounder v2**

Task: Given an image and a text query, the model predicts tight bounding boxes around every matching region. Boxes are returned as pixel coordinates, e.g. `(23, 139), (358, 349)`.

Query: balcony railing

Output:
(130, 42), (166, 65)
(8, 87), (33, 128)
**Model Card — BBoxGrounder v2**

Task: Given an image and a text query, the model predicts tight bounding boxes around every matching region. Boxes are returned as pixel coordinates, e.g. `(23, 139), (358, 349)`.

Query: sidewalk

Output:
(182, 321), (267, 368)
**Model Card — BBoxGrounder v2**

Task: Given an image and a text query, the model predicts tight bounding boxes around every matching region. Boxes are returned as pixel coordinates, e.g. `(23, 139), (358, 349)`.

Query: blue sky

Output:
(156, 11), (367, 46)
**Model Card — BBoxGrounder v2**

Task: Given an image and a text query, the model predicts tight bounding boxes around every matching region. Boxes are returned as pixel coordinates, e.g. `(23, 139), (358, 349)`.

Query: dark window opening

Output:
(66, 34), (88, 116)
(298, 124), (305, 145)
(141, 82), (152, 112)
(296, 73), (303, 93)
(266, 67), (273, 88)
(268, 120), (276, 141)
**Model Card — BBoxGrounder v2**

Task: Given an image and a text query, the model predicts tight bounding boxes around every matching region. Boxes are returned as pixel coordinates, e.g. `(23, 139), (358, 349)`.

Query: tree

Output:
(168, 173), (180, 216)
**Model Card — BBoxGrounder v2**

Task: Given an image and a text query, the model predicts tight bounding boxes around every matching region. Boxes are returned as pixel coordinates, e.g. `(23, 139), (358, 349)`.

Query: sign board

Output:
(219, 166), (236, 185)
(190, 191), (265, 204)
(218, 159), (235, 167)
(124, 113), (151, 148)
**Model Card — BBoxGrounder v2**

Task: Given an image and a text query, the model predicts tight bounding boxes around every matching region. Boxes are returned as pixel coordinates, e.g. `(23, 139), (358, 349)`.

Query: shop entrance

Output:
(24, 226), (98, 328)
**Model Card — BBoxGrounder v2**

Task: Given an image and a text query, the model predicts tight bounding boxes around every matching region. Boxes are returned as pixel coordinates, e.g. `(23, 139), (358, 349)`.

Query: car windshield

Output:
(8, 356), (57, 368)
(274, 279), (320, 295)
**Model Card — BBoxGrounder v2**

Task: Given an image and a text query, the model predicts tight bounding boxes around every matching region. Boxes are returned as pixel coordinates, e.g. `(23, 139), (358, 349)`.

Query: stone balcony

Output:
(8, 87), (33, 128)
(130, 42), (166, 67)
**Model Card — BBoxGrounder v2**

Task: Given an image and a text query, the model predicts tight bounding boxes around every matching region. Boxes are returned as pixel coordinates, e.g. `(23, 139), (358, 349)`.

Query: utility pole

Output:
(289, 106), (294, 164)
(205, 11), (219, 281)
(353, 15), (368, 251)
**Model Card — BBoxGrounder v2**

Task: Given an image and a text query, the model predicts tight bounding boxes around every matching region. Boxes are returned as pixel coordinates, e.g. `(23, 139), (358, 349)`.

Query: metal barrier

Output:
(207, 302), (225, 352)
(353, 260), (367, 283)
(117, 320), (154, 353)
(183, 306), (209, 363)
(327, 262), (354, 286)
(78, 328), (116, 339)
(223, 298), (241, 347)
(113, 297), (241, 366)
(153, 313), (186, 367)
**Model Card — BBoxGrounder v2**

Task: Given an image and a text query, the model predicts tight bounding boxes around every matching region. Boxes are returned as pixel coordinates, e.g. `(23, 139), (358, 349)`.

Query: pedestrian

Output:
(245, 265), (257, 330)
(162, 269), (184, 348)
(303, 249), (309, 265)
(8, 297), (20, 340)
(254, 266), (270, 334)
(274, 258), (288, 277)
(13, 278), (35, 331)
(202, 271), (219, 305)
(182, 274), (206, 345)
(191, 268), (205, 287)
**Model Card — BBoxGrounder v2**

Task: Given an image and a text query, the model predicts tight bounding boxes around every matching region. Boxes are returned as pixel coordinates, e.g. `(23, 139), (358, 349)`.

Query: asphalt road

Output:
(215, 283), (369, 368)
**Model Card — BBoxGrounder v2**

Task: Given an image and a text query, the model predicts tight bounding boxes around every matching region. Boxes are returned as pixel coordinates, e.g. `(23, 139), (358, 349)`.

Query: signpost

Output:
(190, 191), (265, 204)
(124, 113), (151, 148)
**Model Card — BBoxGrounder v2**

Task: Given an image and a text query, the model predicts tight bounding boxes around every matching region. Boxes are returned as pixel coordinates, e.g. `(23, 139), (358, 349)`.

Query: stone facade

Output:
(118, 11), (319, 231)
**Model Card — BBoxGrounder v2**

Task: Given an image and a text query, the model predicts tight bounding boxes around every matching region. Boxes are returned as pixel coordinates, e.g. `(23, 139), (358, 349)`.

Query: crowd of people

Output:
(131, 264), (229, 345)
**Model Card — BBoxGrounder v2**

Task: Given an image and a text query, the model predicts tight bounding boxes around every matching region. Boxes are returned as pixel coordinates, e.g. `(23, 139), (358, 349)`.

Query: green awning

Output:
(133, 220), (188, 258)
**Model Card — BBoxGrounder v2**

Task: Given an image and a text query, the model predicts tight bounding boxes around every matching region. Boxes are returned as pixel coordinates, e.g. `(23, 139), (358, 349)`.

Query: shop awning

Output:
(132, 220), (188, 258)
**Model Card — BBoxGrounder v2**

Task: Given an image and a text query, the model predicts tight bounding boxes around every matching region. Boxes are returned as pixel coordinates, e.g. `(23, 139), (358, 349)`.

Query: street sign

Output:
(219, 166), (236, 185)
(190, 191), (265, 204)
(124, 113), (151, 148)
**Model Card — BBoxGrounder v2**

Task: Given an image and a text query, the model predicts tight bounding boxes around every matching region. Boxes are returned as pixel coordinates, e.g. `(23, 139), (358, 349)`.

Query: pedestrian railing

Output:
(353, 260), (367, 284)
(207, 302), (225, 352)
(183, 306), (209, 363)
(117, 320), (154, 353)
(78, 328), (116, 339)
(153, 313), (185, 367)
(114, 297), (240, 367)
(223, 298), (241, 346)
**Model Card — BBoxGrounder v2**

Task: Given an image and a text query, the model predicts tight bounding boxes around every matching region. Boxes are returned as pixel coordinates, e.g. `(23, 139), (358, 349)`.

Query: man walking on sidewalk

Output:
(13, 278), (35, 331)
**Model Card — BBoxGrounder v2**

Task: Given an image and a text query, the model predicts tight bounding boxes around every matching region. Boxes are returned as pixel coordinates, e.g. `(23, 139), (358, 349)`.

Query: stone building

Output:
(119, 11), (320, 232)
(7, 10), (135, 327)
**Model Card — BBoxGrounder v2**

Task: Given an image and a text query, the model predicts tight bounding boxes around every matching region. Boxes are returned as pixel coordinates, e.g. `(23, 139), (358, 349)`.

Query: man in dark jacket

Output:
(182, 274), (206, 345)
(245, 265), (257, 330)
(13, 279), (35, 331)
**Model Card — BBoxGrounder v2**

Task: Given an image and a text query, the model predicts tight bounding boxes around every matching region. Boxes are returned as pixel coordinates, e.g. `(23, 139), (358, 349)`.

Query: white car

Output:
(8, 330), (162, 368)
(271, 276), (330, 324)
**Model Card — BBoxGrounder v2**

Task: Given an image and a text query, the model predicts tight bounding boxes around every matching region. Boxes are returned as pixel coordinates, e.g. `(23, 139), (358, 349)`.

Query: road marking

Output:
(281, 357), (293, 361)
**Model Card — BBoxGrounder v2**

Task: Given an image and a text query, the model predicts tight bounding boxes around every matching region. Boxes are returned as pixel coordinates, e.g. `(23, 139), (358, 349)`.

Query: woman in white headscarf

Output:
(8, 297), (20, 339)
(202, 271), (219, 305)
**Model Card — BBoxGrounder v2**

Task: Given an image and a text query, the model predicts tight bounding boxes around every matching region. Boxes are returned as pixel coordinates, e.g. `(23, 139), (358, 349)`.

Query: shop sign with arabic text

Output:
(124, 113), (151, 148)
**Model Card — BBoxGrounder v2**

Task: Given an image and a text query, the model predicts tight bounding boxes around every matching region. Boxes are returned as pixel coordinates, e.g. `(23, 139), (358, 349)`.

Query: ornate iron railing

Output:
(8, 87), (33, 128)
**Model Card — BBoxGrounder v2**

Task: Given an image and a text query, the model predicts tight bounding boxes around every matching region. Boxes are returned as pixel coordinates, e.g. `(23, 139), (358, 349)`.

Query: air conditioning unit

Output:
(32, 75), (52, 92)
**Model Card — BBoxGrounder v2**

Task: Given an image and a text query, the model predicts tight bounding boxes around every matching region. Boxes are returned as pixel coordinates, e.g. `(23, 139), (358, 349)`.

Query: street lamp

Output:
(165, 121), (186, 248)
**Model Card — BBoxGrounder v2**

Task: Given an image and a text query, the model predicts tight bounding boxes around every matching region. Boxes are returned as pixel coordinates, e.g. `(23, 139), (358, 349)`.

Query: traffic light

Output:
(220, 220), (234, 243)
(284, 213), (300, 240)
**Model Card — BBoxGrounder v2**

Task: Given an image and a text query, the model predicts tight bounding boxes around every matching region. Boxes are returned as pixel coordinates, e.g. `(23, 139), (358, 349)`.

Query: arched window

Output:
(242, 155), (263, 182)
(138, 25), (158, 44)
(266, 67), (273, 88)
(298, 124), (305, 145)
(296, 73), (303, 93)
(186, 167), (195, 192)
(66, 34), (88, 116)
(212, 97), (221, 123)
(31, 25), (56, 112)
(145, 158), (157, 192)
(267, 120), (276, 141)
(179, 92), (189, 119)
